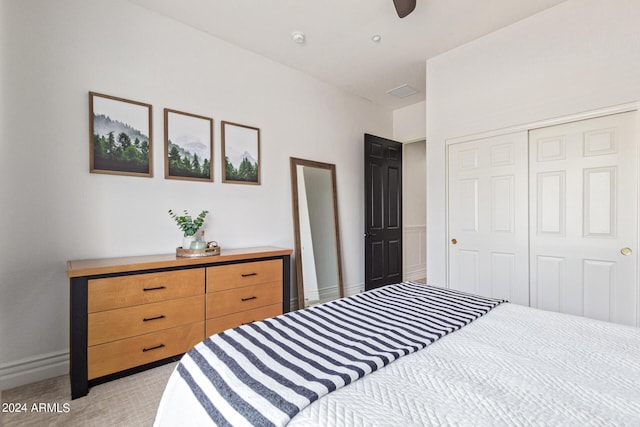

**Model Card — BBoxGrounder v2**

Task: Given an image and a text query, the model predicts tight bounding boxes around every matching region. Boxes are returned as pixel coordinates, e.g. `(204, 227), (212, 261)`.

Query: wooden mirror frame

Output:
(290, 157), (344, 309)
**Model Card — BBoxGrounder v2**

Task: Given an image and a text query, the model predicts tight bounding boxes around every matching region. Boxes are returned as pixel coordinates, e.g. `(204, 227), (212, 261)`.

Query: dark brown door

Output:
(364, 133), (402, 290)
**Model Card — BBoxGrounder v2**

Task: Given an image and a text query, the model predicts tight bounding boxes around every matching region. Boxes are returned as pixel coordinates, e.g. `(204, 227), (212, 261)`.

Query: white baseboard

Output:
(404, 268), (426, 282)
(344, 283), (364, 296)
(290, 283), (365, 311)
(403, 225), (426, 283)
(0, 351), (69, 392)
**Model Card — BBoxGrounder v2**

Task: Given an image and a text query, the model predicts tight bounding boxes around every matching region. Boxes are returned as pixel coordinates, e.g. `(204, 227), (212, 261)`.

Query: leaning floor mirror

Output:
(290, 157), (344, 309)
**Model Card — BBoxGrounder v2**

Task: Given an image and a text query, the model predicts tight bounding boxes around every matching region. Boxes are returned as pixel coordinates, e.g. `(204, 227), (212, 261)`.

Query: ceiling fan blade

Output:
(393, 0), (416, 18)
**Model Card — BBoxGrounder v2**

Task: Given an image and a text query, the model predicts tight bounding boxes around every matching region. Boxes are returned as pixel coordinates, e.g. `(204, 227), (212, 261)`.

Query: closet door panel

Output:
(448, 132), (529, 305)
(529, 111), (638, 326)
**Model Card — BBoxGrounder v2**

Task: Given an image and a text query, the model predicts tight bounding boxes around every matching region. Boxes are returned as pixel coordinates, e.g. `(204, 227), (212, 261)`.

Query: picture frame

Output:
(89, 92), (153, 177)
(221, 121), (261, 185)
(164, 109), (213, 182)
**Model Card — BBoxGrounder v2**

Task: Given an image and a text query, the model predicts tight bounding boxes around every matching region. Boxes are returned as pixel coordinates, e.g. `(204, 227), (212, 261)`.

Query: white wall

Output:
(393, 101), (426, 142)
(0, 0), (392, 389)
(403, 140), (426, 281)
(393, 101), (427, 280)
(403, 141), (426, 226)
(426, 0), (640, 286)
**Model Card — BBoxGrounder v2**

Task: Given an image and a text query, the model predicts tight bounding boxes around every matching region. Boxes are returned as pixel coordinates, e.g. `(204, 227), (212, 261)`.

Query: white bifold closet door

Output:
(448, 131), (529, 305)
(529, 112), (638, 326)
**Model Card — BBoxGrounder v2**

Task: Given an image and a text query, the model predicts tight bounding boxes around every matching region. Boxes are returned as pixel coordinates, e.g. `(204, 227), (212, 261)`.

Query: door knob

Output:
(451, 238), (457, 245)
(621, 247), (632, 256)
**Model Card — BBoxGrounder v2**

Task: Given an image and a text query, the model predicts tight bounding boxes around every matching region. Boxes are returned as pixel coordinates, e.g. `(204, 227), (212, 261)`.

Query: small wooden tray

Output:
(176, 246), (221, 258)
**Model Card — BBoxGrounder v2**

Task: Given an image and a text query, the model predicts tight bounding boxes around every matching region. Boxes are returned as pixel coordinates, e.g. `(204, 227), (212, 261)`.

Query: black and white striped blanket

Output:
(177, 282), (505, 426)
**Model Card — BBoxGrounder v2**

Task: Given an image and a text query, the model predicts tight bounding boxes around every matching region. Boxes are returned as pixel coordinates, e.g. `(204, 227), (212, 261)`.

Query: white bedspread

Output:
(288, 303), (640, 426)
(155, 302), (640, 426)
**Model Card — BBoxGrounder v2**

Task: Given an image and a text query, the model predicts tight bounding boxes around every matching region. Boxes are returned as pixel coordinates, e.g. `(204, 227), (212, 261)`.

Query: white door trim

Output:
(447, 102), (640, 146)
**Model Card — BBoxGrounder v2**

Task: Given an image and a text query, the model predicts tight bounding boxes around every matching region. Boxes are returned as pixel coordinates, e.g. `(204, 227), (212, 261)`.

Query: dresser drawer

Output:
(88, 269), (205, 312)
(206, 282), (281, 318)
(206, 303), (282, 336)
(88, 321), (204, 380)
(206, 260), (282, 292)
(88, 295), (204, 346)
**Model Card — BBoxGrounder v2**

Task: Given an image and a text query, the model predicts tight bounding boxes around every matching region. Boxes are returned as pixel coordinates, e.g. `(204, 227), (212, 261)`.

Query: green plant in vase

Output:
(168, 209), (209, 249)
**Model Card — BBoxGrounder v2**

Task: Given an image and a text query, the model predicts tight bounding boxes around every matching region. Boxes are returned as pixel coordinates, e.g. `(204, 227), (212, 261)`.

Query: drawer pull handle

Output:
(143, 286), (166, 291)
(143, 315), (166, 322)
(241, 273), (258, 277)
(142, 344), (165, 352)
(241, 296), (257, 302)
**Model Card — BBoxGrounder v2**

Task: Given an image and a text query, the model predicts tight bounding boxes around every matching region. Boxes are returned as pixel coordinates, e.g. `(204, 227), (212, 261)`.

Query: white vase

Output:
(182, 235), (195, 249)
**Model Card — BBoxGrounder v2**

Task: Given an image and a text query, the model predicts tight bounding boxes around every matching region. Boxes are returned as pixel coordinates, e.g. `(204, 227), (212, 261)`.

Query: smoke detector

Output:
(292, 31), (306, 44)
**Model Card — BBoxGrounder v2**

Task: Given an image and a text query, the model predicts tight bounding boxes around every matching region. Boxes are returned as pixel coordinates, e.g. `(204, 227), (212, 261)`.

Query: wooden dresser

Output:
(67, 246), (291, 399)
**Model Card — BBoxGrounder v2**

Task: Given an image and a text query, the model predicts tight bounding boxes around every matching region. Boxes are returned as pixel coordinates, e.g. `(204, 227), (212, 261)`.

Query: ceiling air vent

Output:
(387, 84), (418, 98)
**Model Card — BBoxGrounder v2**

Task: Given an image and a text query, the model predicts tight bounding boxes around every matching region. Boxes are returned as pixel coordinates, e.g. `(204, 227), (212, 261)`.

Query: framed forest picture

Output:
(89, 92), (152, 177)
(221, 121), (261, 185)
(164, 109), (213, 182)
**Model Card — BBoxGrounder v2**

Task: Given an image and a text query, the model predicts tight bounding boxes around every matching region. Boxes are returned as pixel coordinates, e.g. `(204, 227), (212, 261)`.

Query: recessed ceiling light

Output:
(372, 34), (382, 43)
(387, 84), (419, 98)
(292, 31), (305, 44)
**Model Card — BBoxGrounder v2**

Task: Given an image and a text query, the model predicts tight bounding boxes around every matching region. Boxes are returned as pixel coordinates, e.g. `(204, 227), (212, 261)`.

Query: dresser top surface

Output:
(67, 246), (292, 278)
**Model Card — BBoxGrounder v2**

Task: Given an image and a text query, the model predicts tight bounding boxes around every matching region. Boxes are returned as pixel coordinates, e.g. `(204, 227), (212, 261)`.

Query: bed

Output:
(154, 282), (640, 426)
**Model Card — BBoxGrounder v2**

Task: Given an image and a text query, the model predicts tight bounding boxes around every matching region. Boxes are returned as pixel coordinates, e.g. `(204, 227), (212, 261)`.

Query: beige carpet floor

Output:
(1, 362), (177, 426)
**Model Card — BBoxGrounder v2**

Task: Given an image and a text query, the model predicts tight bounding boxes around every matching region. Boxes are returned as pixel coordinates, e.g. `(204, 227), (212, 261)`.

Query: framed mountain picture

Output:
(164, 109), (213, 182)
(89, 92), (153, 177)
(221, 121), (261, 185)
